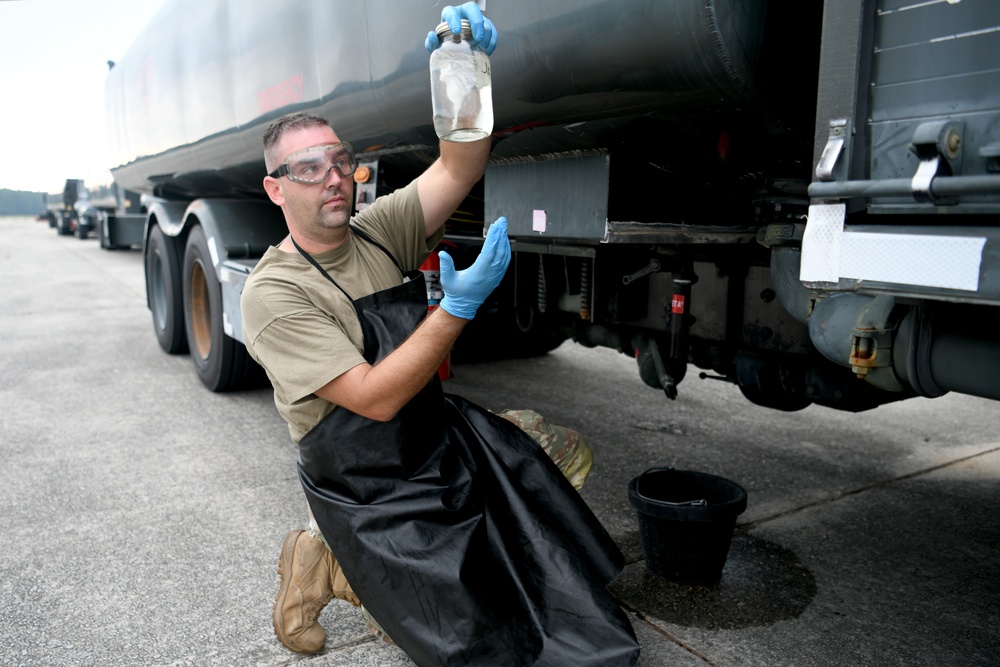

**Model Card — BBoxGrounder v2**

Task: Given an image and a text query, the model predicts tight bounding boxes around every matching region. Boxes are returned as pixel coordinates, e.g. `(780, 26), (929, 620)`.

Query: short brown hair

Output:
(263, 112), (331, 171)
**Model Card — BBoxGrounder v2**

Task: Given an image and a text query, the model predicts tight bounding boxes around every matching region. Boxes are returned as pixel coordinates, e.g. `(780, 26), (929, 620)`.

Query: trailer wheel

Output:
(734, 351), (813, 412)
(146, 224), (188, 354)
(450, 248), (567, 363)
(182, 225), (259, 392)
(452, 299), (567, 363)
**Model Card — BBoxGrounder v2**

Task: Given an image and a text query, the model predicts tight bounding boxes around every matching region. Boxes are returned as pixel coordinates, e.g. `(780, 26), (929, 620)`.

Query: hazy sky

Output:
(0, 0), (169, 194)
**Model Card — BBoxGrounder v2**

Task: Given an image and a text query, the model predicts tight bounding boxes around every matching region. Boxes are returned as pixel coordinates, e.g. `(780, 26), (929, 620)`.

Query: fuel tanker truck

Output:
(106, 0), (1000, 413)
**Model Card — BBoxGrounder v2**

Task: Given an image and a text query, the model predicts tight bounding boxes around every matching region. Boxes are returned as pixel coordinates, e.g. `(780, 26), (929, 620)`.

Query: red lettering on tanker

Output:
(257, 73), (304, 114)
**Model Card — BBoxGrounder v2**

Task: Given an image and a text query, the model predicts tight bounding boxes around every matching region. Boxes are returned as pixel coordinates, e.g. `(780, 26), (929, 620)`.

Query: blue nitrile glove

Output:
(425, 2), (498, 56)
(439, 217), (511, 320)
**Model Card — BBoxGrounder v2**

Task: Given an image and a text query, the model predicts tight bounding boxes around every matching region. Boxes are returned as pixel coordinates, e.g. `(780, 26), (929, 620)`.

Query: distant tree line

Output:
(0, 189), (48, 216)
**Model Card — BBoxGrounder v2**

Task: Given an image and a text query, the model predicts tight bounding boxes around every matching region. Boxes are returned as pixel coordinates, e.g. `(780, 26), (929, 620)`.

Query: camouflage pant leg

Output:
(497, 409), (594, 491)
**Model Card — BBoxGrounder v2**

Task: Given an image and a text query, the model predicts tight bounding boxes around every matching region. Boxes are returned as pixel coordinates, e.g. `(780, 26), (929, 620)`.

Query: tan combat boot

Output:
(273, 529), (335, 653)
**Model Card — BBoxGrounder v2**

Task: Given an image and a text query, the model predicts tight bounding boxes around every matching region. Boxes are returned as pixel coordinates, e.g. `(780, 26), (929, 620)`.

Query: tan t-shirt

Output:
(241, 180), (444, 442)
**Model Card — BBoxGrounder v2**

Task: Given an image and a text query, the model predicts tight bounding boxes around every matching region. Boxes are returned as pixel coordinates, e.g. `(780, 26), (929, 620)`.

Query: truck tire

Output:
(449, 249), (568, 364)
(182, 225), (259, 391)
(452, 299), (567, 364)
(146, 224), (188, 354)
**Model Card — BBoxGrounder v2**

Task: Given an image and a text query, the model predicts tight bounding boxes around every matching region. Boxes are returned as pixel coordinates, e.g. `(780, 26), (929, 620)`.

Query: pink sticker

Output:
(532, 209), (546, 233)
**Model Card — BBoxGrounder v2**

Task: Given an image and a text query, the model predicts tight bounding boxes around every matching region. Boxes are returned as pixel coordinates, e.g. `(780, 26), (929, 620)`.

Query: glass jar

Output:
(429, 19), (493, 142)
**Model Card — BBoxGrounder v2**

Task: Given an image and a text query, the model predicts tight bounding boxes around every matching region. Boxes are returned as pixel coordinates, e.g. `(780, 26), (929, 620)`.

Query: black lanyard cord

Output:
(289, 233), (355, 302)
(288, 225), (407, 304)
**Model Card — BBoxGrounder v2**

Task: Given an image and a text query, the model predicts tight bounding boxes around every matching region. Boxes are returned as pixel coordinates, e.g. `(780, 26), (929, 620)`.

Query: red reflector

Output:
(671, 295), (685, 314)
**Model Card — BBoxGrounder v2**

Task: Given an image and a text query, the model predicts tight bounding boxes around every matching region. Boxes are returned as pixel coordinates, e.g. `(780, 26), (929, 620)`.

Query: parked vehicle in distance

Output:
(36, 193), (58, 227)
(54, 179), (84, 236)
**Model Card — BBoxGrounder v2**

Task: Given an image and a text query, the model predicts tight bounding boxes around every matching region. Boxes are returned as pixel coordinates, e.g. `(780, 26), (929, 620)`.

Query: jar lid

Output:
(435, 18), (473, 40)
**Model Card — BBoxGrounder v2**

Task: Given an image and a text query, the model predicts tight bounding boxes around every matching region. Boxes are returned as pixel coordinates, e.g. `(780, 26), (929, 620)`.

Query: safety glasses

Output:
(268, 142), (357, 184)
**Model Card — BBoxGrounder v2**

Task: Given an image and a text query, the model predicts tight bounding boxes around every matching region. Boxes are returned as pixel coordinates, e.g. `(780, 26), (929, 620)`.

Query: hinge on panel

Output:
(909, 120), (963, 205)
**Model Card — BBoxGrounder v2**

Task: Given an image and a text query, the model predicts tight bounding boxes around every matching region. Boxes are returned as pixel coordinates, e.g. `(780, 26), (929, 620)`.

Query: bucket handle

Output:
(648, 497), (708, 507)
(635, 466), (708, 507)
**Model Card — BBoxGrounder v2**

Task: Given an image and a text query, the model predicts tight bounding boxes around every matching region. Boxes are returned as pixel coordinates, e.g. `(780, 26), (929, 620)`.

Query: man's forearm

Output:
(439, 135), (491, 187)
(318, 307), (467, 422)
(418, 136), (491, 234)
(362, 307), (468, 420)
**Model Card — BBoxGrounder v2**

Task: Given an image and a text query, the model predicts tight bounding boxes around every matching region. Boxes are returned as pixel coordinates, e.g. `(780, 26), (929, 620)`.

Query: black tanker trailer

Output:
(106, 0), (1000, 414)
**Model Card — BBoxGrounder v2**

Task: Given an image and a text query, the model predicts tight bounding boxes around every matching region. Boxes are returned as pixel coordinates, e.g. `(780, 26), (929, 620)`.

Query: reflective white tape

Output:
(840, 232), (985, 291)
(801, 204), (845, 282)
(802, 204), (986, 291)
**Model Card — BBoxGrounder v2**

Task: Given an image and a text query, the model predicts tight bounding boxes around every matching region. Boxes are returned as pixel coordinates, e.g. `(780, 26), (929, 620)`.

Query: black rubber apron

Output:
(293, 228), (639, 667)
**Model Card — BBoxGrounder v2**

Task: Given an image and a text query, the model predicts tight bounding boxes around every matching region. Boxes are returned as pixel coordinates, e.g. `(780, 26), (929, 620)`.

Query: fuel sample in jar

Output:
(429, 19), (493, 142)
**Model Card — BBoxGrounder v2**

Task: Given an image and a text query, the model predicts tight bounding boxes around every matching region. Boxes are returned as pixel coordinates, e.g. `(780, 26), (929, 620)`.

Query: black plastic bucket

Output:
(628, 467), (747, 585)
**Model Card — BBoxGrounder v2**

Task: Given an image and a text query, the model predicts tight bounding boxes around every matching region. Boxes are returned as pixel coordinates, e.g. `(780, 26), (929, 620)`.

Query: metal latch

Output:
(815, 118), (849, 181)
(909, 120), (963, 205)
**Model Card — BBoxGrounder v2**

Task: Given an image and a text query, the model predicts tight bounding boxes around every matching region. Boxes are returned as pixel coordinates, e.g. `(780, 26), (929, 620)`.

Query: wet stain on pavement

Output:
(610, 530), (816, 629)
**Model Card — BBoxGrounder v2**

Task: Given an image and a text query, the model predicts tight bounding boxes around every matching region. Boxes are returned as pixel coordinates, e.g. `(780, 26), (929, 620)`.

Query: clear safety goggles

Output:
(268, 142), (358, 184)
